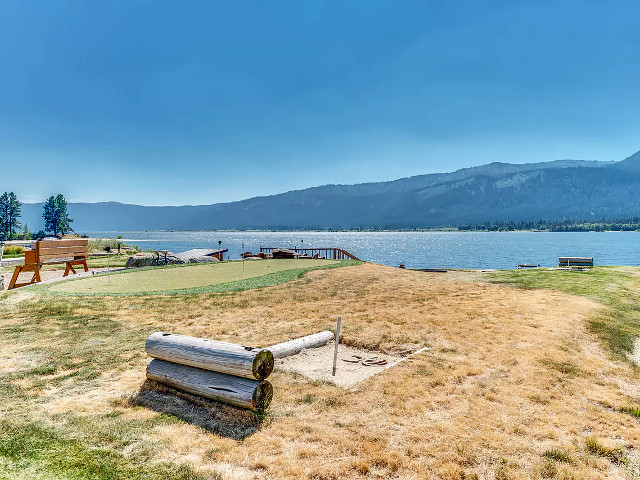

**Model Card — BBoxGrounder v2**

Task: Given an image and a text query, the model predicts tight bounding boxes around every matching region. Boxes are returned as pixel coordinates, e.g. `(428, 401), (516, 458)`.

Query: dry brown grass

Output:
(2, 263), (640, 479)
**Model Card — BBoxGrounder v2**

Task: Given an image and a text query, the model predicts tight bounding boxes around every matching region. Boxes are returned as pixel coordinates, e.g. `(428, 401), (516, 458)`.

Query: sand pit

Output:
(275, 342), (425, 388)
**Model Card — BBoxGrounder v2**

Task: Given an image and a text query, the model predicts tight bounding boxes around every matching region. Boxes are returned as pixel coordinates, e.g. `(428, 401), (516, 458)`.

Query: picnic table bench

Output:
(558, 256), (593, 267)
(8, 239), (89, 289)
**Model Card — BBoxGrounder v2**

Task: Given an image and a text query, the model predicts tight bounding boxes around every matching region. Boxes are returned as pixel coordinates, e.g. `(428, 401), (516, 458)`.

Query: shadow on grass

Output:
(128, 380), (266, 440)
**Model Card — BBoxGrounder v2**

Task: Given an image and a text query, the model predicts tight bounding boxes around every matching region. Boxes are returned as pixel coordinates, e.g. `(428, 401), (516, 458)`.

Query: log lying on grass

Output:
(268, 330), (334, 359)
(147, 359), (273, 411)
(145, 332), (274, 380)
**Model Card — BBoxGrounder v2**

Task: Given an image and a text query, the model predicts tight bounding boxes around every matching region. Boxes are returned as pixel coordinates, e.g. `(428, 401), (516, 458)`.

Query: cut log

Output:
(145, 332), (274, 380)
(146, 359), (273, 411)
(268, 330), (335, 359)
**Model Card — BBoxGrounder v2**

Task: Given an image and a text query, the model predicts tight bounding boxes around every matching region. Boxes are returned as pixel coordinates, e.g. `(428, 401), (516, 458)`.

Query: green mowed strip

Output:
(45, 259), (341, 295)
(488, 266), (640, 360)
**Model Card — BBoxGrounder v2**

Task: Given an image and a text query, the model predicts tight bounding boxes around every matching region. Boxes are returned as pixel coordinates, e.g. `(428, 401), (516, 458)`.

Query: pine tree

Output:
(55, 194), (73, 235)
(0, 192), (21, 240)
(43, 196), (58, 236)
(20, 223), (31, 240)
(43, 194), (73, 237)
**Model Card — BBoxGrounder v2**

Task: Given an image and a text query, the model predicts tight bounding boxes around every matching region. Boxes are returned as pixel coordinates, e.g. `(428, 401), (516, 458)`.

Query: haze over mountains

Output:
(21, 150), (640, 232)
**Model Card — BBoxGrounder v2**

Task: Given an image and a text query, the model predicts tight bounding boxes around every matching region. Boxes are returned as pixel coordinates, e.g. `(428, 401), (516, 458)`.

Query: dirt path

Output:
(630, 338), (640, 366)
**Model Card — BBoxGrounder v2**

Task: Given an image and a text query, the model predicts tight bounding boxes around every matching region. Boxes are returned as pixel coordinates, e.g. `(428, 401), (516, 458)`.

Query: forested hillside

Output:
(20, 150), (640, 231)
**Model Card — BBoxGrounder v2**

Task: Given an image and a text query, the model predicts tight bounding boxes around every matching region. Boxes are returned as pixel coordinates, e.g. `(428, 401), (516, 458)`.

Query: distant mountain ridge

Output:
(20, 150), (640, 231)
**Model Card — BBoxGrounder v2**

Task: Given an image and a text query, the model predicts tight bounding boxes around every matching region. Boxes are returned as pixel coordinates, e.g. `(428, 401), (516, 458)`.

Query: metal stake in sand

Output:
(332, 316), (341, 376)
(105, 245), (111, 283)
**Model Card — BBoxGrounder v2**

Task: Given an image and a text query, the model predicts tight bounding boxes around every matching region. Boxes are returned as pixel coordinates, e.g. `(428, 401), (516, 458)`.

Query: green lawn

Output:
(44, 259), (343, 296)
(488, 266), (640, 360)
(86, 255), (131, 269)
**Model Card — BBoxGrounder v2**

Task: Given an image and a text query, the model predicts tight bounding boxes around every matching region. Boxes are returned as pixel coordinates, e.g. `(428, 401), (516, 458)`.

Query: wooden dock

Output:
(259, 247), (360, 261)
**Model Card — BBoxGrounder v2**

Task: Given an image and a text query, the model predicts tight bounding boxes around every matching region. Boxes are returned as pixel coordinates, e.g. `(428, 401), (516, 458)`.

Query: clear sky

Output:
(1, 0), (639, 205)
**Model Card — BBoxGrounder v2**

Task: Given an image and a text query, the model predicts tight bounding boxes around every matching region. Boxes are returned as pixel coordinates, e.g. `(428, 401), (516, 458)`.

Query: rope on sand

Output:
(342, 354), (388, 366)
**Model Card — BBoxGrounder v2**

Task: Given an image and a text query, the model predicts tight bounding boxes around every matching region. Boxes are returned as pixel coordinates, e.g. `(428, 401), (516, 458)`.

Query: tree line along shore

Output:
(3, 191), (640, 240)
(1, 192), (73, 241)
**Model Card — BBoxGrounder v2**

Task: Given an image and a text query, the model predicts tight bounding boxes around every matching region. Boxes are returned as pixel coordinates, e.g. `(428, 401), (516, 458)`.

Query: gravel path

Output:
(1, 267), (114, 291)
(630, 338), (640, 367)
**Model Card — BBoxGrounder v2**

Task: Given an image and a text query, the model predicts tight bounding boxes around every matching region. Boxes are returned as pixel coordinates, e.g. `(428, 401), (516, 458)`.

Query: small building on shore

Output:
(175, 248), (228, 262)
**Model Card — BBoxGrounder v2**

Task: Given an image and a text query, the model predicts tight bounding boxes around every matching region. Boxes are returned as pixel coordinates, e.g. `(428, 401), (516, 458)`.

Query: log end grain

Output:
(253, 380), (274, 411)
(252, 349), (274, 380)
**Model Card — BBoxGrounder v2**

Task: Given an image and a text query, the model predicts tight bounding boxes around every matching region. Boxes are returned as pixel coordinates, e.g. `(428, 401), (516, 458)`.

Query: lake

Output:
(83, 231), (640, 270)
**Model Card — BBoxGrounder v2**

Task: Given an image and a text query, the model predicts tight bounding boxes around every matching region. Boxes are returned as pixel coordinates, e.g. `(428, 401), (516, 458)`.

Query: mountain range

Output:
(20, 150), (640, 231)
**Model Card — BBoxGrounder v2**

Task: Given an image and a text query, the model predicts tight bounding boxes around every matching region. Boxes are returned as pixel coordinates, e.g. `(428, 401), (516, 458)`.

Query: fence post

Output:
(332, 317), (341, 376)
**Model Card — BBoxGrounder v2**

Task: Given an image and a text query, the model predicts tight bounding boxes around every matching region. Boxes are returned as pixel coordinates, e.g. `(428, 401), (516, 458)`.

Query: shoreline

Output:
(77, 229), (640, 234)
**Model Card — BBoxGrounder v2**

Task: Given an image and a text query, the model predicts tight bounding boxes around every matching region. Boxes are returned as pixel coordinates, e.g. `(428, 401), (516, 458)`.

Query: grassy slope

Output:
(488, 267), (640, 360)
(0, 262), (353, 479)
(41, 259), (350, 296)
(1, 264), (639, 479)
(0, 294), (209, 480)
(0, 421), (204, 480)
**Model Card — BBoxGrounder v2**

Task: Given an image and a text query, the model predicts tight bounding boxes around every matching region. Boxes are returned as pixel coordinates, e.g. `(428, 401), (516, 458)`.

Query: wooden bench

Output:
(558, 256), (593, 267)
(8, 239), (89, 290)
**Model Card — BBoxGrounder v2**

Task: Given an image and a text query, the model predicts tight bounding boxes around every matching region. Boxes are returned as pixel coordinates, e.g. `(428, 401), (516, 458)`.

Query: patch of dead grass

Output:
(1, 263), (640, 479)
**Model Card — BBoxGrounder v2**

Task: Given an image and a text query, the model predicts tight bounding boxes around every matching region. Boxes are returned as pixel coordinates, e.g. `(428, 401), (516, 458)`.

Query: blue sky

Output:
(1, 0), (639, 205)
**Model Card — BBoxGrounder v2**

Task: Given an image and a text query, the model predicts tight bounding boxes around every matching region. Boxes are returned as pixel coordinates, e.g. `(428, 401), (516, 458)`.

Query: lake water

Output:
(83, 231), (640, 270)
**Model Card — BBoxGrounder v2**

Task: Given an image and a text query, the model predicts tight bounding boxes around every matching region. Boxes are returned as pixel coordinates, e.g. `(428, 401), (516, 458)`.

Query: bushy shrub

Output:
(88, 238), (139, 254)
(2, 246), (25, 256)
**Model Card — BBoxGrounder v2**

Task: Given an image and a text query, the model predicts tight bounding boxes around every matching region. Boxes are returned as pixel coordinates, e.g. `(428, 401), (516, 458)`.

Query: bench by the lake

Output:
(8, 239), (89, 290)
(558, 256), (593, 267)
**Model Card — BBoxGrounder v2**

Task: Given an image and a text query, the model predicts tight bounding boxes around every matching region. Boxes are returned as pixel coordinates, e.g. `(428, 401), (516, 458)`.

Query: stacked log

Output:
(145, 330), (335, 411)
(146, 332), (274, 380)
(145, 332), (274, 411)
(147, 359), (273, 410)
